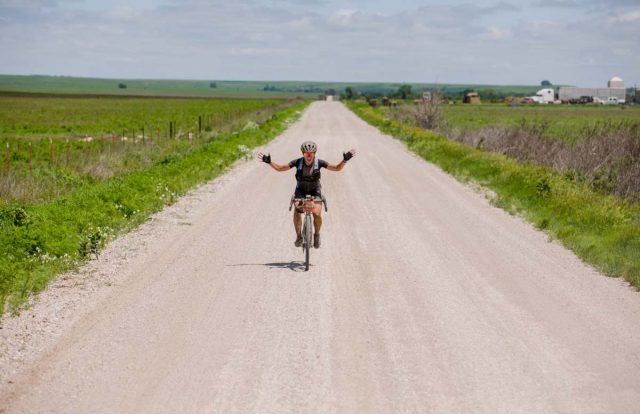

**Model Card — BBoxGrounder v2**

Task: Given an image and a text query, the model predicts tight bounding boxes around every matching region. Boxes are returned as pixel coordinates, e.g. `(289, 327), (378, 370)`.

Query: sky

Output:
(0, 0), (639, 86)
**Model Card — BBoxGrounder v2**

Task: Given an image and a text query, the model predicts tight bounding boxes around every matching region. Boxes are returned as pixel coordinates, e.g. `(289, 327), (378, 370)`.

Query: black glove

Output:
(343, 151), (353, 162)
(262, 153), (271, 164)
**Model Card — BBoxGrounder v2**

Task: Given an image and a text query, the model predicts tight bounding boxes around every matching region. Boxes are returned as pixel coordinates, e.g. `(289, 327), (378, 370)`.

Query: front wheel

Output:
(305, 242), (310, 271)
(304, 214), (312, 271)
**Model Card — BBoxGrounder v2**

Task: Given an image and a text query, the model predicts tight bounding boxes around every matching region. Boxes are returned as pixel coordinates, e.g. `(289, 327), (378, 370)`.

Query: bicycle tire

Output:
(304, 214), (312, 271)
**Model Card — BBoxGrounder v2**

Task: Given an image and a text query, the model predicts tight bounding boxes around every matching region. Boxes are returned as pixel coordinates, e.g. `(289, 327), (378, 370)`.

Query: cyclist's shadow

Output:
(226, 261), (309, 272)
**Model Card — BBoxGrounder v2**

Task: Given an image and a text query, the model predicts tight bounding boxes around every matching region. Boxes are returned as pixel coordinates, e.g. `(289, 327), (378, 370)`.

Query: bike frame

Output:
(289, 195), (327, 271)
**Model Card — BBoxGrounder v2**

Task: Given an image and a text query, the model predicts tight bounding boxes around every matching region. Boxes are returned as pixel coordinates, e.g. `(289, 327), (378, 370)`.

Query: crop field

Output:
(440, 103), (640, 143)
(0, 95), (297, 205)
(0, 74), (542, 100)
(383, 101), (640, 201)
(0, 95), (284, 137)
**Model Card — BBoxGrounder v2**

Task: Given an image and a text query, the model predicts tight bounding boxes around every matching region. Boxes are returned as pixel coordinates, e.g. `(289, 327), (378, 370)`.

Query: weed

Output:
(536, 178), (552, 198)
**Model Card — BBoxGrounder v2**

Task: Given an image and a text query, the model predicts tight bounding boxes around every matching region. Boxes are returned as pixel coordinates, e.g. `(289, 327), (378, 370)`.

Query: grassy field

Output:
(0, 74), (542, 99)
(384, 101), (640, 200)
(0, 94), (284, 137)
(439, 103), (640, 143)
(0, 98), (308, 313)
(348, 101), (640, 290)
(0, 95), (296, 206)
(0, 75), (319, 98)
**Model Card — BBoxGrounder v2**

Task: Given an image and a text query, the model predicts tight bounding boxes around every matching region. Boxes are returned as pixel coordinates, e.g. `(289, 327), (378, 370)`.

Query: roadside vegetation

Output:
(0, 95), (289, 205)
(0, 97), (308, 313)
(385, 101), (640, 201)
(439, 104), (640, 143)
(346, 101), (640, 289)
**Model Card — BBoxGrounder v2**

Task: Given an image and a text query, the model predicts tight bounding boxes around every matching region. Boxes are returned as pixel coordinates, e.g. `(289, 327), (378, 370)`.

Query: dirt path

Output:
(1, 102), (639, 413)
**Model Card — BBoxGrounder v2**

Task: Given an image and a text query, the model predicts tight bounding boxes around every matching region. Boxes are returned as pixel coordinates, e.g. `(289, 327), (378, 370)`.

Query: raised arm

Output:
(257, 152), (291, 172)
(327, 149), (356, 171)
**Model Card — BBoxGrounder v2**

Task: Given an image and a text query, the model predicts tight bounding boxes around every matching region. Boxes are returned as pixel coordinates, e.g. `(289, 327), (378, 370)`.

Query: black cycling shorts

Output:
(294, 188), (321, 199)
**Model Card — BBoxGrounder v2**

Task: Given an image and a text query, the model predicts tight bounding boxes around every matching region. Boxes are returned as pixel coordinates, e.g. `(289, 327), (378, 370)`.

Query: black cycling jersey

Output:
(288, 157), (328, 196)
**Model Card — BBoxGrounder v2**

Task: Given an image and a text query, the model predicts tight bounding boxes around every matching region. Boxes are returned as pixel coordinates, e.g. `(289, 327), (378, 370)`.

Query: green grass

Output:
(439, 103), (640, 143)
(0, 95), (284, 137)
(0, 74), (543, 100)
(0, 95), (295, 205)
(0, 75), (321, 98)
(0, 101), (309, 314)
(347, 102), (640, 289)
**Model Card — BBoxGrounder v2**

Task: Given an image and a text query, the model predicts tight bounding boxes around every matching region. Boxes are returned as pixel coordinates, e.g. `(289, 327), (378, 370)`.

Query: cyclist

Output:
(258, 141), (355, 248)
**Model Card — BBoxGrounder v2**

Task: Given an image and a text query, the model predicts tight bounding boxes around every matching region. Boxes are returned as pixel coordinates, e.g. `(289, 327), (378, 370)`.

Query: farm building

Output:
(559, 77), (626, 103)
(463, 92), (480, 104)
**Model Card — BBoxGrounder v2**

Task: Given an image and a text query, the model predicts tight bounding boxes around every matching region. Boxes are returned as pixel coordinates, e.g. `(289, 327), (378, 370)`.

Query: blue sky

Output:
(1, 0), (638, 86)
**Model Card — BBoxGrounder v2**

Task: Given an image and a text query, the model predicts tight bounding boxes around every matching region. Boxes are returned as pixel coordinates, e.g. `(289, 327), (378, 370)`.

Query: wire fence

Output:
(0, 102), (293, 204)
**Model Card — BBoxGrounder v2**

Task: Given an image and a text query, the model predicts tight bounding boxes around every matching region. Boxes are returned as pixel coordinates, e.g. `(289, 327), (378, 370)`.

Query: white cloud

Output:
(482, 25), (512, 40)
(107, 6), (139, 20)
(225, 47), (289, 56)
(0, 0), (54, 9)
(328, 9), (357, 26)
(614, 9), (640, 22)
(531, 0), (581, 8)
(0, 0), (638, 85)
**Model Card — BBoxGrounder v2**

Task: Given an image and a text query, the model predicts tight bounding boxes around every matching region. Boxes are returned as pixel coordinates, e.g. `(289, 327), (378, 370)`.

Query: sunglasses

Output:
(303, 151), (316, 156)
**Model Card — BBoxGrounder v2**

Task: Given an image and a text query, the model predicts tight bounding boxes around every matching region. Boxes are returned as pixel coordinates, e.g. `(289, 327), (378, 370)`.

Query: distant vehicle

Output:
(602, 97), (625, 105)
(565, 96), (594, 104)
(521, 97), (536, 104)
(529, 88), (555, 104)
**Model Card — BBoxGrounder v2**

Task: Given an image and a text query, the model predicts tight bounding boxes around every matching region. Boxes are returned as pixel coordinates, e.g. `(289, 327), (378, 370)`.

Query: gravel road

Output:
(1, 101), (639, 413)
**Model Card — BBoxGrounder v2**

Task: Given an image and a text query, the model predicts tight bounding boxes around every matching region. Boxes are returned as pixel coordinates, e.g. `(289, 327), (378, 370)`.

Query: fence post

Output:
(142, 126), (145, 145)
(29, 142), (32, 171)
(5, 143), (9, 176)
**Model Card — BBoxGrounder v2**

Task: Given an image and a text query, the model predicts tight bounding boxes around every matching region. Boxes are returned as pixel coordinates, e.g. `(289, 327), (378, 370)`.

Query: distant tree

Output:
(541, 80), (552, 87)
(478, 88), (497, 102)
(398, 84), (412, 100)
(209, 82), (217, 88)
(344, 86), (354, 100)
(118, 83), (127, 89)
(324, 88), (336, 96)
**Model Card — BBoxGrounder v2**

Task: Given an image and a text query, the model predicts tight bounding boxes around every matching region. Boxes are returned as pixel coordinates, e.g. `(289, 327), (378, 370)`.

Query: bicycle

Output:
(289, 194), (327, 271)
